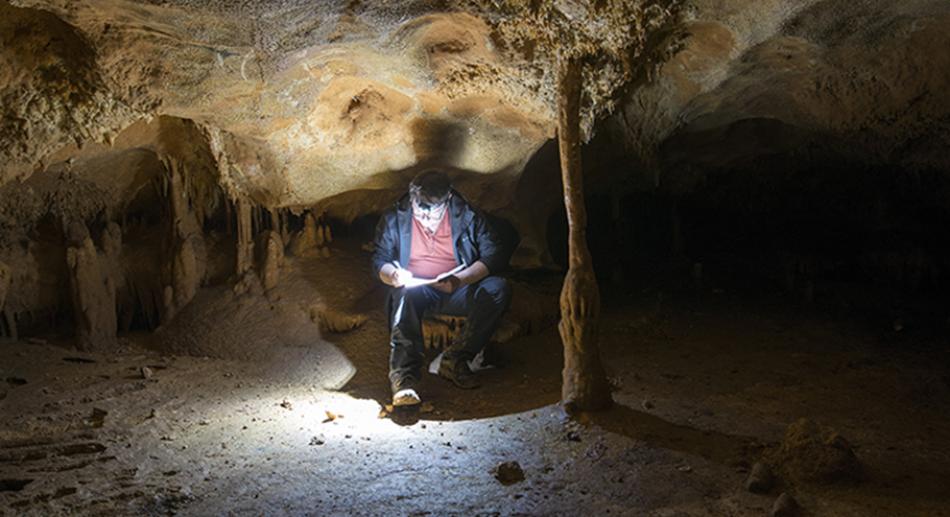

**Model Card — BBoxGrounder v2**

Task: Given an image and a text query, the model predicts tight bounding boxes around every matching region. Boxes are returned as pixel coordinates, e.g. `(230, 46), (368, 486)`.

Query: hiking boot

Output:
(391, 377), (421, 407)
(438, 358), (480, 389)
(392, 388), (421, 407)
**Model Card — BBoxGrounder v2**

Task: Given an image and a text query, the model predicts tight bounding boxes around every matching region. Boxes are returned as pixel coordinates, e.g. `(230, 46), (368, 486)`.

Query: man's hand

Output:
(380, 263), (413, 288)
(390, 267), (414, 288)
(432, 275), (461, 294)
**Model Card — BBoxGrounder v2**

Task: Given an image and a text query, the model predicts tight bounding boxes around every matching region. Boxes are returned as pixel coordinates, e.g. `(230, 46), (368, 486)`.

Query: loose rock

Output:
(745, 462), (774, 493)
(492, 461), (525, 485)
(771, 492), (800, 517)
(769, 418), (862, 483)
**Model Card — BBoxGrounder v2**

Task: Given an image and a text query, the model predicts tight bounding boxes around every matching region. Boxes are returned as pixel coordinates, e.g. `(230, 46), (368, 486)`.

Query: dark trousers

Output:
(387, 276), (511, 389)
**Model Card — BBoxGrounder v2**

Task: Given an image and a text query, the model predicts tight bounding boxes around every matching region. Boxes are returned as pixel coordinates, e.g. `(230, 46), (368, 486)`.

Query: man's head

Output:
(409, 169), (451, 210)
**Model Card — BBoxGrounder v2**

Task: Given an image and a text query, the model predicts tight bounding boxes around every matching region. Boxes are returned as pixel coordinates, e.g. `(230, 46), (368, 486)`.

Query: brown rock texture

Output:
(768, 418), (863, 484)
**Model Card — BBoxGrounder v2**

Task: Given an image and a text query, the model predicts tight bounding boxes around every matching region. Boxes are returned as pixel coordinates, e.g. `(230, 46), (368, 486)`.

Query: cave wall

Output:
(574, 0), (950, 301)
(2, 0), (950, 344)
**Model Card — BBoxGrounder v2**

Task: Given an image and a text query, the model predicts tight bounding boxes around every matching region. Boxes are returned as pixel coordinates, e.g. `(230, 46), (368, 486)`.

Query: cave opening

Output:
(2, 1), (950, 515)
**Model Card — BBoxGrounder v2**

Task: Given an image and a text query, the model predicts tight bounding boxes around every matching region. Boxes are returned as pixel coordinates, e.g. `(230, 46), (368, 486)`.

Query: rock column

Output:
(556, 56), (611, 412)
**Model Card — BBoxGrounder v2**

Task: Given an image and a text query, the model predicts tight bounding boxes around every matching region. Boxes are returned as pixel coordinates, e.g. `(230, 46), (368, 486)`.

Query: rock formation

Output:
(259, 230), (284, 291)
(0, 0), (948, 383)
(65, 221), (117, 351)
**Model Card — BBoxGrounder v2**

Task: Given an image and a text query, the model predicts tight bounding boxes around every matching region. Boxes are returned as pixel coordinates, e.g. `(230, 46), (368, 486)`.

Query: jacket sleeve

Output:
(472, 210), (507, 274)
(371, 210), (399, 278)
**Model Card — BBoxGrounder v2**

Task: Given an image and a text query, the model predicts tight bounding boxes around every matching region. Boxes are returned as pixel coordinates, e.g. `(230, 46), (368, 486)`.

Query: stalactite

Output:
(276, 209), (286, 245)
(235, 196), (254, 276)
(161, 157), (205, 321)
(100, 222), (128, 331)
(225, 196), (233, 235)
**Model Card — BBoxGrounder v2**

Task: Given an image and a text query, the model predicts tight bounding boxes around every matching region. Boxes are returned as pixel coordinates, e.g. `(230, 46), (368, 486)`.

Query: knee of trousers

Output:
(474, 276), (512, 307)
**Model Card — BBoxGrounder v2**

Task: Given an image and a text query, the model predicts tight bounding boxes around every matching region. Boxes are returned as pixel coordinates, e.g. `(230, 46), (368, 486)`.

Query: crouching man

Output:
(372, 170), (511, 407)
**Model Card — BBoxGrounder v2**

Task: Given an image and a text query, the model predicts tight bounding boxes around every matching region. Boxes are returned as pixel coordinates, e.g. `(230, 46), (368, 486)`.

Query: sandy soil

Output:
(1, 241), (950, 516)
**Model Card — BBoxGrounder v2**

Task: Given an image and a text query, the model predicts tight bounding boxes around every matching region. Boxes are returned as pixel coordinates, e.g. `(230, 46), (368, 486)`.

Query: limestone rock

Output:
(769, 418), (862, 484)
(289, 214), (321, 257)
(309, 304), (367, 334)
(259, 230), (284, 291)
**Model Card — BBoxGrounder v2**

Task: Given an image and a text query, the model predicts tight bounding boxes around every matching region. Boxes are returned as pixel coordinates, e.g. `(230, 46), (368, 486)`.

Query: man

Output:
(372, 170), (511, 407)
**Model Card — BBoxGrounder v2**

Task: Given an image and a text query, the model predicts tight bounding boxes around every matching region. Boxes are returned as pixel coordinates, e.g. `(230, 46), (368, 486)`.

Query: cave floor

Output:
(2, 248), (950, 516)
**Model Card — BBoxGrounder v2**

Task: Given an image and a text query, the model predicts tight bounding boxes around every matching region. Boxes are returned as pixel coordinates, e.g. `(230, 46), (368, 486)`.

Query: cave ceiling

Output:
(2, 0), (949, 209)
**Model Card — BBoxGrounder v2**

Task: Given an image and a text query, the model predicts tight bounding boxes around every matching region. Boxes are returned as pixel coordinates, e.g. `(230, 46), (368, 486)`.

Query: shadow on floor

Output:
(587, 403), (762, 466)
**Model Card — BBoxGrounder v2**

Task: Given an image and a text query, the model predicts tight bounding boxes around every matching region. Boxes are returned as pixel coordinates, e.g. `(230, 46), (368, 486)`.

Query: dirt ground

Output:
(2, 241), (950, 516)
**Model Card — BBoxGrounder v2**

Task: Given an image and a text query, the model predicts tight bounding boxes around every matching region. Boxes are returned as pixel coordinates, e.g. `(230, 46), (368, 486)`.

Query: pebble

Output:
(745, 462), (774, 493)
(771, 492), (799, 517)
(492, 461), (525, 485)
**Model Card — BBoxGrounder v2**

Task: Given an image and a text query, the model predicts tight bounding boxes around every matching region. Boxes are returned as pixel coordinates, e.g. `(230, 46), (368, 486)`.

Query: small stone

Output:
(771, 492), (800, 517)
(676, 464), (693, 473)
(642, 399), (655, 410)
(745, 462), (774, 493)
(309, 435), (325, 446)
(492, 461), (525, 485)
(141, 366), (154, 380)
(279, 399), (293, 410)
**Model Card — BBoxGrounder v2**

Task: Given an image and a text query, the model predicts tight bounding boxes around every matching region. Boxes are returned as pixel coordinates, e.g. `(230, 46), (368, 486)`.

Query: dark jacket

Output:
(372, 190), (506, 277)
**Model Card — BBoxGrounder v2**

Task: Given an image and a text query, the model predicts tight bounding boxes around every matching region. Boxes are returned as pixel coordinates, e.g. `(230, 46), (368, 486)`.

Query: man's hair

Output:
(409, 169), (451, 206)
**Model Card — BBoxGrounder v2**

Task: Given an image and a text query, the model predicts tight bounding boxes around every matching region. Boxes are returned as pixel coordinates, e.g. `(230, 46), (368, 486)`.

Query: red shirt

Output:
(407, 214), (458, 278)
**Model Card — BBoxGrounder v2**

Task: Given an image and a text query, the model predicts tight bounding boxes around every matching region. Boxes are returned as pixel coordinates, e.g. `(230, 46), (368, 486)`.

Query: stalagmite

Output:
(556, 56), (611, 412)
(323, 224), (332, 244)
(289, 213), (320, 256)
(65, 221), (117, 351)
(260, 230), (284, 291)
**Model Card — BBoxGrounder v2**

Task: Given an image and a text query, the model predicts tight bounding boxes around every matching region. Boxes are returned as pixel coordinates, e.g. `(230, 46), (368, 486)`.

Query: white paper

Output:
(402, 263), (466, 289)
